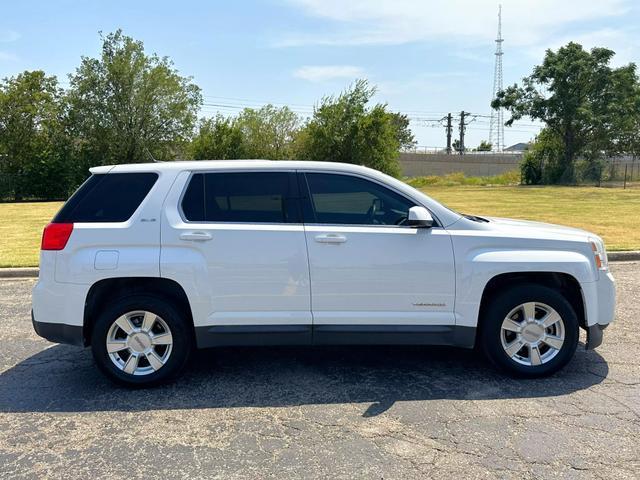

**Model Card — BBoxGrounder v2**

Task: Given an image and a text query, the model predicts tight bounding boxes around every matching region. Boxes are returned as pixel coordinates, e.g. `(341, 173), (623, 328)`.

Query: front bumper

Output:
(586, 323), (606, 350)
(582, 270), (616, 350)
(31, 310), (84, 346)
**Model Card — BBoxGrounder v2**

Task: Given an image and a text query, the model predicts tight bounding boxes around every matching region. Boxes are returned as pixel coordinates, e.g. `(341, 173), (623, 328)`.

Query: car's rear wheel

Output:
(91, 295), (193, 387)
(480, 284), (579, 377)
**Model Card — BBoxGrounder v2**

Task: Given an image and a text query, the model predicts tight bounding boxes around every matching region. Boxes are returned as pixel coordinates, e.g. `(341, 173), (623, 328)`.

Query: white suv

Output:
(32, 160), (616, 386)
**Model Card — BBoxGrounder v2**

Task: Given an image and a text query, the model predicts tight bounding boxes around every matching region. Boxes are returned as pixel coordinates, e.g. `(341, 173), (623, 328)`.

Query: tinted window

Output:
(303, 173), (415, 225)
(54, 173), (158, 223)
(181, 172), (300, 223)
(181, 173), (205, 221)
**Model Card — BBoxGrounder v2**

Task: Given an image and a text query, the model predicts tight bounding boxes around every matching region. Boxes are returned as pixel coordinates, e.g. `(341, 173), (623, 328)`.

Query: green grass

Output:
(1, 182), (639, 267)
(421, 185), (640, 252)
(0, 202), (62, 268)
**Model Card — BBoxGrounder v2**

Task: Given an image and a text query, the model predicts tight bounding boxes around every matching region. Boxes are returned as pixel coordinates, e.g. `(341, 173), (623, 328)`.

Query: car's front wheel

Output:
(480, 284), (579, 377)
(91, 295), (193, 387)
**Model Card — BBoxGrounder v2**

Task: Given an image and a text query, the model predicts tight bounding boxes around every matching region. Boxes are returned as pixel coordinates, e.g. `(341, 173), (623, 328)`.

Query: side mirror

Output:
(408, 206), (433, 228)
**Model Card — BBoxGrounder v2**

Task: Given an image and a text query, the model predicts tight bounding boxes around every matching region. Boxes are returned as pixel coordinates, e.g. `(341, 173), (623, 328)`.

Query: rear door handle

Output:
(180, 231), (213, 242)
(315, 233), (347, 244)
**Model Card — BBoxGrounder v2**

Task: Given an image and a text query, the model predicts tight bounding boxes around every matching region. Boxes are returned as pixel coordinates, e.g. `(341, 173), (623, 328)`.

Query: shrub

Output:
(520, 153), (543, 185)
(519, 128), (569, 184)
(406, 170), (520, 188)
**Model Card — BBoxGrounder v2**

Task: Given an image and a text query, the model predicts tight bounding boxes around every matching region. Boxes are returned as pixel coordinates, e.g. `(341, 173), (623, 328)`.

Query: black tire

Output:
(479, 284), (579, 378)
(91, 295), (193, 387)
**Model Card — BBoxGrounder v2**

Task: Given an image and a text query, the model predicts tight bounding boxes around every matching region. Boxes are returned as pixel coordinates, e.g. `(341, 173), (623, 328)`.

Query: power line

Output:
(198, 96), (543, 138)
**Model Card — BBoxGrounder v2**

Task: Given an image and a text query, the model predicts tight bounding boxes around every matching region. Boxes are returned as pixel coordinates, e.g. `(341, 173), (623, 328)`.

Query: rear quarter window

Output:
(53, 172), (158, 223)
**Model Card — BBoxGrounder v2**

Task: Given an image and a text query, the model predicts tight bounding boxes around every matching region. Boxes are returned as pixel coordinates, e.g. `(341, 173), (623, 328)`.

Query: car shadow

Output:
(0, 343), (608, 416)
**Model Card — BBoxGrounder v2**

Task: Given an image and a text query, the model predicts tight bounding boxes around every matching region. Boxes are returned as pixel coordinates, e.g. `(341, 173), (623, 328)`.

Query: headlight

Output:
(589, 237), (608, 271)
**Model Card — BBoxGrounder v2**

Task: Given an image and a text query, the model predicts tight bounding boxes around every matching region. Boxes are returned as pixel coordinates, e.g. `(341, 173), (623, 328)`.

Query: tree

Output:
(620, 88), (640, 179)
(235, 105), (300, 159)
(296, 79), (407, 177)
(388, 112), (416, 150)
(0, 71), (70, 200)
(190, 115), (244, 160)
(608, 68), (640, 162)
(492, 42), (638, 183)
(475, 140), (492, 152)
(67, 30), (202, 180)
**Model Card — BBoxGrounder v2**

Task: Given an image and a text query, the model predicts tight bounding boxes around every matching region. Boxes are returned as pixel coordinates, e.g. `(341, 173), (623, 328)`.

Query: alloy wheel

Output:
(106, 310), (173, 376)
(500, 302), (565, 367)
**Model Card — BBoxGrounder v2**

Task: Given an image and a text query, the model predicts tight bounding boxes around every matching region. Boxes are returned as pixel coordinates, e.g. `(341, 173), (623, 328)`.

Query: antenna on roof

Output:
(144, 145), (161, 163)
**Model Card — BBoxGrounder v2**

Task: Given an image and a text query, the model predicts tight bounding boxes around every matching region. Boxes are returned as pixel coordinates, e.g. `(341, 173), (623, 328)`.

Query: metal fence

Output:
(600, 158), (640, 188)
(401, 146), (524, 156)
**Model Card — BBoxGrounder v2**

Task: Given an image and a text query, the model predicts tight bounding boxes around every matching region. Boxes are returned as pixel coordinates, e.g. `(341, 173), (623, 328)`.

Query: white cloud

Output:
(525, 27), (640, 65)
(279, 0), (634, 49)
(0, 51), (18, 62)
(0, 30), (20, 43)
(293, 65), (365, 82)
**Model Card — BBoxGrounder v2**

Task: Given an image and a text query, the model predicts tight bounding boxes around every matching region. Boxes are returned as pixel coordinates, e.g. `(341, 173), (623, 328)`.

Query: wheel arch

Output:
(83, 277), (194, 346)
(477, 271), (586, 335)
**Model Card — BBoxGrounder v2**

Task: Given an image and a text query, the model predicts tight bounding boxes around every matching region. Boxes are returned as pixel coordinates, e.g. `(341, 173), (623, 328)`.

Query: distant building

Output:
(505, 142), (530, 152)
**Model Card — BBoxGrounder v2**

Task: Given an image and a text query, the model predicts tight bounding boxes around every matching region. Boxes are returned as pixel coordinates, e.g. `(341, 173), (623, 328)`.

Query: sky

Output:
(1, 0), (639, 149)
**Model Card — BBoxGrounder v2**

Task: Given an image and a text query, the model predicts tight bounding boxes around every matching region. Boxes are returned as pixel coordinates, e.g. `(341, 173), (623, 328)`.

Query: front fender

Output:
(454, 249), (595, 328)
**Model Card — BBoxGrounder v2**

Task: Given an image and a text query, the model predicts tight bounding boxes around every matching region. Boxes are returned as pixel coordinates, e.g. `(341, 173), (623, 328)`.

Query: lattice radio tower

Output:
(489, 5), (505, 152)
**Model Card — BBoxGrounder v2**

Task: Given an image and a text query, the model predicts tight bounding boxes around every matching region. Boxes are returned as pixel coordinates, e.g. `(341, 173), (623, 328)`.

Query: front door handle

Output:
(315, 233), (347, 244)
(180, 231), (213, 242)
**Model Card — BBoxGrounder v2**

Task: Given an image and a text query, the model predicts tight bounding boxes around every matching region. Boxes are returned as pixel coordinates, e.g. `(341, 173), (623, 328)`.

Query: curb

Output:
(607, 251), (640, 262)
(1, 251), (638, 279)
(0, 268), (39, 278)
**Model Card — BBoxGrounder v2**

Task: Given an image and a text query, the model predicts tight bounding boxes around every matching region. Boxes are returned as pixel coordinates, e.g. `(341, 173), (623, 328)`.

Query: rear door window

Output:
(54, 173), (158, 223)
(181, 172), (301, 223)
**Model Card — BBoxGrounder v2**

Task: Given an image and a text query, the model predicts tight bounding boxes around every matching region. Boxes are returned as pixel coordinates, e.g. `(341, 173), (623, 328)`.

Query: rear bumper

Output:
(31, 275), (89, 347)
(31, 310), (84, 346)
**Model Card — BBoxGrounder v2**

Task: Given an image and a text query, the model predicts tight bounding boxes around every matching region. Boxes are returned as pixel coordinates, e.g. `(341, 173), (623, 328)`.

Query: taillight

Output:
(41, 223), (74, 250)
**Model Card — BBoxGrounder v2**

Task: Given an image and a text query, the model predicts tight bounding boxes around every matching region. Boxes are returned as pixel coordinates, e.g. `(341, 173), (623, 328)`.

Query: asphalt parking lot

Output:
(1, 263), (639, 479)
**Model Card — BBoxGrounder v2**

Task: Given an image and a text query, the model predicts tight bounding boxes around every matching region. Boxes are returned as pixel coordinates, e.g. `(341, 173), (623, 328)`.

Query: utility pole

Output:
(445, 113), (453, 154)
(458, 111), (467, 155)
